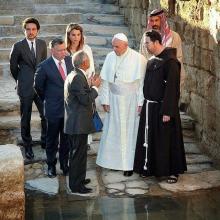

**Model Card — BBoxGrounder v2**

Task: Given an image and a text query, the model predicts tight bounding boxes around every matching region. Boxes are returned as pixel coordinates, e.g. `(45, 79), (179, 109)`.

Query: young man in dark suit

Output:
(9, 17), (47, 159)
(64, 51), (101, 194)
(34, 38), (74, 178)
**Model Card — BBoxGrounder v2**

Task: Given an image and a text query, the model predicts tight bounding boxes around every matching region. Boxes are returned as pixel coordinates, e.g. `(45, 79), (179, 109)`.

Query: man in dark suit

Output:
(64, 51), (101, 194)
(34, 38), (74, 178)
(9, 17), (47, 159)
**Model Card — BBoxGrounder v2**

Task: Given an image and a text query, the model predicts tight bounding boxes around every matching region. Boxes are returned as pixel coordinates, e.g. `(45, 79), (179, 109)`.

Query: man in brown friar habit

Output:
(133, 30), (187, 183)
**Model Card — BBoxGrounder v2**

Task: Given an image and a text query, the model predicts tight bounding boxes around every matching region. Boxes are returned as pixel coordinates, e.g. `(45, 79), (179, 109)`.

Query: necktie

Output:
(58, 61), (66, 80)
(31, 42), (35, 58)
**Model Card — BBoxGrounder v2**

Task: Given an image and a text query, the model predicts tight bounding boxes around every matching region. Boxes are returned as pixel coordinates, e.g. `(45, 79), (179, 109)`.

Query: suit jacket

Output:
(64, 68), (98, 135)
(34, 56), (74, 119)
(9, 38), (47, 97)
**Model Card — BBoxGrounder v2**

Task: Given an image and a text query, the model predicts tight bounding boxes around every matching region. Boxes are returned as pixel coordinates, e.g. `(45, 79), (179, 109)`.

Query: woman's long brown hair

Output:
(65, 23), (85, 53)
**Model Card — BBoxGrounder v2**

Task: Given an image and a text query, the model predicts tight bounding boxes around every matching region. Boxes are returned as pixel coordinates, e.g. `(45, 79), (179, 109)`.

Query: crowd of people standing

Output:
(9, 8), (187, 194)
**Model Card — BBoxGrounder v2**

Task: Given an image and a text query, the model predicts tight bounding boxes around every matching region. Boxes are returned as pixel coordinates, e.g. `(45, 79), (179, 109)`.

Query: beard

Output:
(27, 34), (37, 40)
(152, 25), (160, 30)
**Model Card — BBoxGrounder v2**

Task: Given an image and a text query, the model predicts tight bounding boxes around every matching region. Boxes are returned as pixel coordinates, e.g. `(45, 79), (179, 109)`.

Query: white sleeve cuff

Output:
(92, 86), (98, 93)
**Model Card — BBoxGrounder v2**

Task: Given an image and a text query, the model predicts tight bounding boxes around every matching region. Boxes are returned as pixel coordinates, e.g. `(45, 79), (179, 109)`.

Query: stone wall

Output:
(0, 145), (25, 220)
(117, 0), (160, 47)
(117, 0), (220, 160)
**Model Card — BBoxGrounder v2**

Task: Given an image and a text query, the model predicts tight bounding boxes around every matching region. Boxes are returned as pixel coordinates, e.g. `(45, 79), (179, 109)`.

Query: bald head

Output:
(72, 51), (90, 72)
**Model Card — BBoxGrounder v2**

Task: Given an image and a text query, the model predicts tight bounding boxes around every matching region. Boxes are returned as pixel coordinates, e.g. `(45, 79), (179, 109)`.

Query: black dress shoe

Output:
(71, 185), (92, 194)
(123, 171), (133, 177)
(25, 146), (34, 159)
(48, 165), (56, 178)
(84, 178), (91, 185)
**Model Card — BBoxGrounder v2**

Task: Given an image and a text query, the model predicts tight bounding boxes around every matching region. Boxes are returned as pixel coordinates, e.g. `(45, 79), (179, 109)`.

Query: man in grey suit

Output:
(9, 17), (47, 159)
(35, 38), (74, 178)
(64, 51), (101, 194)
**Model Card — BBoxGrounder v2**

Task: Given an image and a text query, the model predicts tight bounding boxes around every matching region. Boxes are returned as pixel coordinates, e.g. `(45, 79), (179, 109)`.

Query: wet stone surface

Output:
(23, 137), (220, 199)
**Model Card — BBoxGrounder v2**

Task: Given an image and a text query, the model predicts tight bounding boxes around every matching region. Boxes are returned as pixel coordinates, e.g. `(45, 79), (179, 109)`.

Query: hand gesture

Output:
(91, 75), (101, 88)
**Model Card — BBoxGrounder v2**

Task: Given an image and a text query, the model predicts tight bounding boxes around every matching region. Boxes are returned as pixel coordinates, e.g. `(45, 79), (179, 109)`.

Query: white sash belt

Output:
(109, 81), (138, 96)
(143, 99), (158, 170)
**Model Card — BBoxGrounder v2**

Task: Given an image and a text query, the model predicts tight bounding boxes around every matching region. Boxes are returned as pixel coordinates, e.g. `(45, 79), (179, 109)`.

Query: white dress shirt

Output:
(52, 56), (67, 77)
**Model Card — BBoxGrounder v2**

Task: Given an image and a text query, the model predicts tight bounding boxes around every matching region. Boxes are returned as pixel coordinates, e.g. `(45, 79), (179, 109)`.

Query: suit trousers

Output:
(19, 92), (46, 147)
(46, 117), (69, 167)
(69, 134), (88, 191)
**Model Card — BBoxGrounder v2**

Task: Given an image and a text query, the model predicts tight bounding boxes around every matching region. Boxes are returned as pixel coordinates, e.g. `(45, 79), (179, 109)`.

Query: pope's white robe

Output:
(96, 48), (147, 170)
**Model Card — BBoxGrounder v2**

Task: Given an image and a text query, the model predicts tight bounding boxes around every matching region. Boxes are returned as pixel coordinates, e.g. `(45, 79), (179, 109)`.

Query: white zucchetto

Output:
(112, 33), (128, 43)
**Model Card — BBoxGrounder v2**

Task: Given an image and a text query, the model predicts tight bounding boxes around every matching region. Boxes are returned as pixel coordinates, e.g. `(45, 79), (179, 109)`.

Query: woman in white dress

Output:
(65, 23), (95, 77)
(65, 23), (95, 146)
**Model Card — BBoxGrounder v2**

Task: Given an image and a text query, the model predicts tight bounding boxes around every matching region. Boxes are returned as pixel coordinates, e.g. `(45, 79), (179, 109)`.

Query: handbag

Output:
(93, 110), (103, 132)
(92, 102), (103, 132)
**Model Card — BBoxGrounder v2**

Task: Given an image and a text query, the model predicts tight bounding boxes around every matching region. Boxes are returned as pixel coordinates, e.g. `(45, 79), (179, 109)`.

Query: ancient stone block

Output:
(183, 66), (197, 93)
(189, 92), (204, 124)
(193, 46), (201, 67)
(141, 11), (147, 27)
(208, 34), (216, 50)
(0, 144), (24, 220)
(135, 0), (142, 8)
(182, 44), (194, 66)
(200, 49), (213, 71)
(141, 0), (148, 9)
(204, 74), (216, 107)
(119, 0), (128, 7)
(130, 0), (135, 7)
(202, 102), (217, 133)
(195, 70), (210, 97)
(0, 16), (14, 25)
(183, 24), (195, 43)
(133, 8), (142, 24)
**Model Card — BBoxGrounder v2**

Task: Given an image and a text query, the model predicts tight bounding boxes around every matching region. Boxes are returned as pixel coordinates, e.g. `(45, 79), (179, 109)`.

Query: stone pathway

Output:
(0, 0), (220, 198)
(23, 118), (220, 197)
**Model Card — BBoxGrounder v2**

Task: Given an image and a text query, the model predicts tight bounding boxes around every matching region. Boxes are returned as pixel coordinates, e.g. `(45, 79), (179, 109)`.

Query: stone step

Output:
(186, 163), (214, 174)
(36, 3), (119, 15)
(0, 59), (106, 79)
(0, 49), (10, 63)
(0, 112), (41, 130)
(0, 33), (122, 49)
(0, 46), (110, 63)
(8, 13), (124, 26)
(0, 77), (18, 112)
(184, 142), (202, 154)
(0, 0), (117, 5)
(0, 56), (104, 80)
(0, 3), (119, 15)
(83, 13), (124, 26)
(180, 112), (195, 130)
(186, 153), (213, 165)
(0, 62), (10, 78)
(0, 23), (128, 37)
(0, 0), (66, 4)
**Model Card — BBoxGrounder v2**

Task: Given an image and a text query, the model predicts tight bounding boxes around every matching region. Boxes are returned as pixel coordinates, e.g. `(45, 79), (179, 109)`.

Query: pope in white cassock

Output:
(96, 33), (147, 176)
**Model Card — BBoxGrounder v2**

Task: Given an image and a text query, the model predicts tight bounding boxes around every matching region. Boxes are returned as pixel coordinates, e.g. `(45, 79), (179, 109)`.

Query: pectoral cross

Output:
(114, 73), (117, 82)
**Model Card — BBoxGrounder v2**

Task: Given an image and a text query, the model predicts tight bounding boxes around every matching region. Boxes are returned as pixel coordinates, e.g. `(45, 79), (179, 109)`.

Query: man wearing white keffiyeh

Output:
(139, 9), (185, 90)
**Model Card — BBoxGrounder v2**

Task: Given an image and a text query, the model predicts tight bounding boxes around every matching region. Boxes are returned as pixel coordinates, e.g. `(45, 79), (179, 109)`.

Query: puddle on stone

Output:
(25, 188), (220, 220)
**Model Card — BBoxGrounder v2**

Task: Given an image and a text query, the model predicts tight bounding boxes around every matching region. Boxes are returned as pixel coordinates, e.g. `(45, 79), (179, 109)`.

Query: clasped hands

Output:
(88, 74), (101, 88)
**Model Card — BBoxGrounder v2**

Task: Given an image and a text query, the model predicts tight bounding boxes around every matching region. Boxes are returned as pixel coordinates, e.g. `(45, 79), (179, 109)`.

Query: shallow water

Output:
(25, 188), (220, 220)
